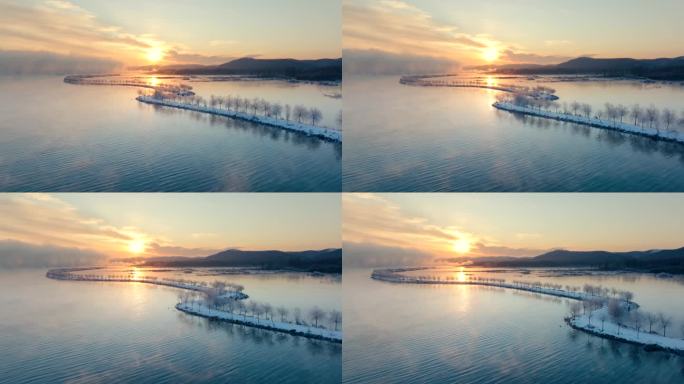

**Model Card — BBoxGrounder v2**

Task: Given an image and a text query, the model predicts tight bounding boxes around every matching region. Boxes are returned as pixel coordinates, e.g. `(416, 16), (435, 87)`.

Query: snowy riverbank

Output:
(370, 268), (684, 354)
(568, 307), (684, 355)
(493, 101), (684, 144)
(176, 302), (342, 343)
(136, 96), (342, 142)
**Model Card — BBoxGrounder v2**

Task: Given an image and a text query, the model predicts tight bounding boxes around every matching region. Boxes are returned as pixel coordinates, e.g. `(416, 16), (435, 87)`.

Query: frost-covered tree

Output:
(309, 107), (322, 126)
(645, 106), (659, 131)
(658, 313), (672, 337)
(309, 306), (326, 328)
(329, 310), (342, 331)
(276, 306), (289, 322)
(662, 108), (676, 131)
(630, 104), (642, 126)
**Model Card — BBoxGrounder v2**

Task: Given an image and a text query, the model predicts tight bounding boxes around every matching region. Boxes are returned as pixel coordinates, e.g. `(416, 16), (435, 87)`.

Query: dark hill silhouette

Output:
(455, 247), (684, 273)
(142, 248), (342, 273)
(149, 57), (342, 81)
(485, 56), (684, 80)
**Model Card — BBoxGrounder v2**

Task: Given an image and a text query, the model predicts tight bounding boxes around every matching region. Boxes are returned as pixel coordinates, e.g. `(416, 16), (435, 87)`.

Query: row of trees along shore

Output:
(569, 297), (682, 339)
(143, 89), (340, 128)
(179, 291), (342, 331)
(497, 93), (684, 134)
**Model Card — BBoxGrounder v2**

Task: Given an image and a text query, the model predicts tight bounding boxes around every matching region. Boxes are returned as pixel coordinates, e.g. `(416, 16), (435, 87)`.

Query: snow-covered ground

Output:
(371, 268), (684, 354)
(137, 96), (342, 143)
(493, 101), (684, 144)
(568, 307), (684, 354)
(176, 301), (342, 343)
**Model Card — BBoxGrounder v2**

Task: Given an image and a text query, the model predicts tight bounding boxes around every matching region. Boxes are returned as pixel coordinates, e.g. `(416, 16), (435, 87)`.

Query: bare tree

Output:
(271, 103), (283, 120)
(285, 104), (292, 121)
(646, 312), (658, 333)
(569, 302), (581, 318)
(571, 101), (581, 115)
(293, 307), (303, 325)
(309, 107), (323, 126)
(662, 108), (676, 131)
(293, 105), (308, 123)
(616, 104), (628, 124)
(276, 306), (289, 322)
(608, 299), (624, 335)
(632, 311), (643, 338)
(658, 313), (672, 337)
(309, 306), (326, 328)
(329, 310), (342, 331)
(581, 104), (592, 119)
(645, 106), (659, 131)
(599, 312), (608, 332)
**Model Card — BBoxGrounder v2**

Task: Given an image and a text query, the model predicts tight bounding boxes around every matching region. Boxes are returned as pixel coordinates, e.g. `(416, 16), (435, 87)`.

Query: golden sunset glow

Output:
(452, 238), (471, 254)
(485, 76), (497, 87)
(148, 76), (160, 87)
(145, 47), (164, 63)
(482, 47), (499, 63)
(456, 267), (467, 282)
(128, 239), (146, 254)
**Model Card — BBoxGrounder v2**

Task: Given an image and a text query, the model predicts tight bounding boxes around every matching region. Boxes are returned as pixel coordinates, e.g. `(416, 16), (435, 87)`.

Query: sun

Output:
(452, 238), (471, 254)
(482, 47), (499, 63)
(146, 47), (164, 63)
(128, 239), (146, 254)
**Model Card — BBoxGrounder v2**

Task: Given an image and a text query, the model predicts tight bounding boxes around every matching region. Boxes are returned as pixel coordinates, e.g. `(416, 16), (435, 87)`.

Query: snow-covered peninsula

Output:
(372, 268), (684, 355)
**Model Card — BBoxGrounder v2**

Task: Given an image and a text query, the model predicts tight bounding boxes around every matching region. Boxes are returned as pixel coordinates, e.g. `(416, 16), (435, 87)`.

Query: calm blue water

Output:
(0, 269), (341, 384)
(343, 268), (684, 384)
(0, 76), (341, 192)
(343, 76), (684, 191)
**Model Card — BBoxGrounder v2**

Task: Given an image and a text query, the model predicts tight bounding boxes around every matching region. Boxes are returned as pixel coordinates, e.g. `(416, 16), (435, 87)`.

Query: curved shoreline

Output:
(47, 268), (341, 343)
(493, 101), (684, 145)
(47, 268), (248, 300)
(371, 268), (684, 354)
(136, 96), (342, 143)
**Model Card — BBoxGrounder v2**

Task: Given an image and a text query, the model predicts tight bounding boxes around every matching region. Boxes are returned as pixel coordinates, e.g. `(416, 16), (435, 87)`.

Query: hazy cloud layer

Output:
(0, 50), (122, 75)
(343, 49), (459, 75)
(0, 194), (219, 261)
(344, 241), (433, 268)
(343, 194), (540, 264)
(344, 0), (492, 60)
(0, 239), (107, 269)
(500, 49), (570, 65)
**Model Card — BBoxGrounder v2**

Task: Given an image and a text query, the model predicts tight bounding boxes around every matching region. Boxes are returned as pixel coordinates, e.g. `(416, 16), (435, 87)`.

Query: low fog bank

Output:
(0, 50), (122, 75)
(343, 49), (459, 75)
(0, 239), (107, 269)
(343, 242), (433, 268)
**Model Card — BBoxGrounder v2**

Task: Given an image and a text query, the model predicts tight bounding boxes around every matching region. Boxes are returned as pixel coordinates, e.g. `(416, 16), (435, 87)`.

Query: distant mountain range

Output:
(443, 247), (684, 273)
(139, 248), (342, 273)
(473, 56), (684, 80)
(132, 57), (342, 81)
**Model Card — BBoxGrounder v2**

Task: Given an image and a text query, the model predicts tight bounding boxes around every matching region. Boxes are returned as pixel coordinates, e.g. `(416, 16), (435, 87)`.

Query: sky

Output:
(343, 193), (684, 267)
(344, 0), (684, 69)
(0, 193), (340, 267)
(0, 0), (340, 68)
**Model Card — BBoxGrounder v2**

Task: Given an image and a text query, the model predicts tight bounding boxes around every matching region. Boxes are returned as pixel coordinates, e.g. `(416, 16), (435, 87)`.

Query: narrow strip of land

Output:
(136, 96), (342, 142)
(47, 268), (341, 343)
(493, 102), (684, 144)
(372, 268), (683, 355)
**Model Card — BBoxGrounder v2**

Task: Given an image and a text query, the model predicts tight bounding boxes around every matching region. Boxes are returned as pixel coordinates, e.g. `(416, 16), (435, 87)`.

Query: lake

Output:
(0, 76), (341, 192)
(343, 268), (684, 383)
(0, 268), (341, 384)
(343, 76), (684, 191)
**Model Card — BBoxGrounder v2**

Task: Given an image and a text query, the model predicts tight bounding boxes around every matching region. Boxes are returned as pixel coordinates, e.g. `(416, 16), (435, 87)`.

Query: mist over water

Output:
(343, 268), (684, 384)
(0, 76), (341, 192)
(0, 269), (341, 384)
(343, 76), (684, 192)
